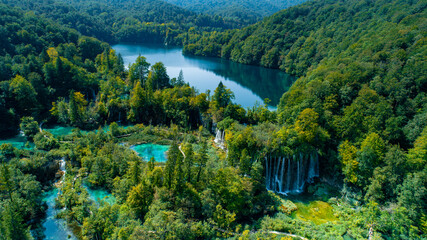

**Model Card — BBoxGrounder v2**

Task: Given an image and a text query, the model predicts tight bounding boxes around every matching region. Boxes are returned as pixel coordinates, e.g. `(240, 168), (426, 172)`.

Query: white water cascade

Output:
(265, 152), (319, 194)
(57, 158), (66, 186)
(214, 129), (226, 150)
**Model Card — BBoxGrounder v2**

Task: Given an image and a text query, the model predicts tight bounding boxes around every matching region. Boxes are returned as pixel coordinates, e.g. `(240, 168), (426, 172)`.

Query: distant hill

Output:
(163, 0), (308, 23)
(0, 0), (244, 44)
(184, 0), (426, 147)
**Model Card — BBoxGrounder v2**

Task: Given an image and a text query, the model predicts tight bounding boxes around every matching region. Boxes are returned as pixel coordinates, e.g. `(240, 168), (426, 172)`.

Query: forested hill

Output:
(0, 3), (116, 134)
(0, 0), (243, 44)
(163, 0), (307, 24)
(184, 0), (426, 74)
(185, 0), (427, 216)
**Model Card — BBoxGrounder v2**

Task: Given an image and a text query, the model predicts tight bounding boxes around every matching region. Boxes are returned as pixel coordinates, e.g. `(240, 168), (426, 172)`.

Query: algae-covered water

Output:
(293, 200), (338, 225)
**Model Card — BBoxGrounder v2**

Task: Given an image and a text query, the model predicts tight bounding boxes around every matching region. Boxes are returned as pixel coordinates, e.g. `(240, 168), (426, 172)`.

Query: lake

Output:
(112, 43), (295, 108)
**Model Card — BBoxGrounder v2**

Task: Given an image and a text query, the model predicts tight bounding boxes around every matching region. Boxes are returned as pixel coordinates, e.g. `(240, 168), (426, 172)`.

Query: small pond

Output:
(84, 184), (116, 206)
(0, 132), (34, 149)
(130, 144), (170, 162)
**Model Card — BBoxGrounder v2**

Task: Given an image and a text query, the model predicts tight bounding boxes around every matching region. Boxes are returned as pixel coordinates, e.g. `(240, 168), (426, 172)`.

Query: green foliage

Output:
(19, 117), (39, 141)
(209, 82), (236, 122)
(9, 75), (38, 116)
(129, 55), (150, 86)
(398, 169), (427, 222)
(2, 0), (244, 46)
(33, 131), (59, 150)
(127, 180), (154, 220)
(164, 0), (307, 25)
(148, 62), (170, 91)
(0, 0), (426, 238)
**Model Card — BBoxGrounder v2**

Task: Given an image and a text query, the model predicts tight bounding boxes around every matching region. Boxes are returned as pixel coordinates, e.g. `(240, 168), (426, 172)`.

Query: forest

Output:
(0, 0), (426, 239)
(162, 0), (307, 25)
(0, 0), (245, 45)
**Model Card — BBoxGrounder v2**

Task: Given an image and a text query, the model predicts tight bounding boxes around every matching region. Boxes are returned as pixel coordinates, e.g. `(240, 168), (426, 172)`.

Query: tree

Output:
(19, 117), (39, 141)
(109, 122), (120, 137)
(210, 82), (234, 122)
(398, 170), (427, 222)
(126, 180), (153, 219)
(129, 55), (150, 86)
(338, 140), (358, 184)
(358, 133), (385, 188)
(211, 82), (234, 110)
(294, 108), (320, 144)
(182, 142), (194, 183)
(165, 141), (182, 188)
(127, 160), (142, 186)
(213, 204), (236, 235)
(171, 69), (185, 87)
(196, 140), (208, 183)
(407, 127), (427, 171)
(128, 82), (146, 122)
(148, 62), (170, 90)
(239, 149), (251, 176)
(69, 91), (88, 126)
(9, 75), (38, 116)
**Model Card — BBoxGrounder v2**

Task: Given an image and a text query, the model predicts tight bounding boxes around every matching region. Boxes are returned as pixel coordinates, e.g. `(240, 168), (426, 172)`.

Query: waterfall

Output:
(279, 157), (285, 193)
(265, 152), (319, 195)
(57, 158), (66, 186)
(214, 128), (226, 150)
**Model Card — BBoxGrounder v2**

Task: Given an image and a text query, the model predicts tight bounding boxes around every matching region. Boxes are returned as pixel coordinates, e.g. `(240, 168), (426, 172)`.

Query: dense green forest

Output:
(163, 0), (307, 25)
(0, 0), (245, 45)
(0, 0), (426, 239)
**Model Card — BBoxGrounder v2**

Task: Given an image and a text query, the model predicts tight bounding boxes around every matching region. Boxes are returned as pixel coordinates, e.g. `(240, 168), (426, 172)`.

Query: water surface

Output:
(0, 133), (34, 149)
(113, 43), (295, 108)
(42, 189), (76, 240)
(131, 144), (170, 162)
(85, 185), (116, 205)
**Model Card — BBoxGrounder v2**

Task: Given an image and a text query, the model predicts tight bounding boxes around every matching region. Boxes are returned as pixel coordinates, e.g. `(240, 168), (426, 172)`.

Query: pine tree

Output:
(183, 142), (194, 183)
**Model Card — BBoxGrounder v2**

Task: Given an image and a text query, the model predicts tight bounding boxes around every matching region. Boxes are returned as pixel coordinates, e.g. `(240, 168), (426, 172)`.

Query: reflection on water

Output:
(113, 43), (294, 108)
(130, 144), (170, 162)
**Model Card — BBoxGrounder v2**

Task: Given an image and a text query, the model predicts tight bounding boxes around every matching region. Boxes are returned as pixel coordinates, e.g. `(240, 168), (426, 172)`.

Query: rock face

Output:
(265, 152), (319, 194)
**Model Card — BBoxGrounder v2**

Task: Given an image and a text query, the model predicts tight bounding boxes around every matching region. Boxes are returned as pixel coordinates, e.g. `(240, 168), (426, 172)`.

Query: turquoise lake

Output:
(130, 144), (170, 162)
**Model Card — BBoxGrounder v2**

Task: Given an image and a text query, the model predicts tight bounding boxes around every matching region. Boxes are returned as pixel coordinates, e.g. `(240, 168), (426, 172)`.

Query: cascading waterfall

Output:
(214, 128), (226, 150)
(265, 152), (319, 194)
(57, 158), (66, 187)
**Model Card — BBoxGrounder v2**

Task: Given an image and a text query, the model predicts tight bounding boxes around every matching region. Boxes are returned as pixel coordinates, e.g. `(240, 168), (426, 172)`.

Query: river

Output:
(112, 43), (295, 108)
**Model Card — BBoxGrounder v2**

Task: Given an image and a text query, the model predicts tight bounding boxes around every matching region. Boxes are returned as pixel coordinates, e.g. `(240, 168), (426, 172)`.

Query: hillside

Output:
(163, 0), (307, 24)
(0, 0), (243, 44)
(182, 0), (427, 232)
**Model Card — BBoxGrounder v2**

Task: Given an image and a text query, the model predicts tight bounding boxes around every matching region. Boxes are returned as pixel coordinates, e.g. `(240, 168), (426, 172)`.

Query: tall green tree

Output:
(148, 62), (170, 90)
(182, 142), (194, 183)
(9, 75), (38, 116)
(129, 55), (150, 86)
